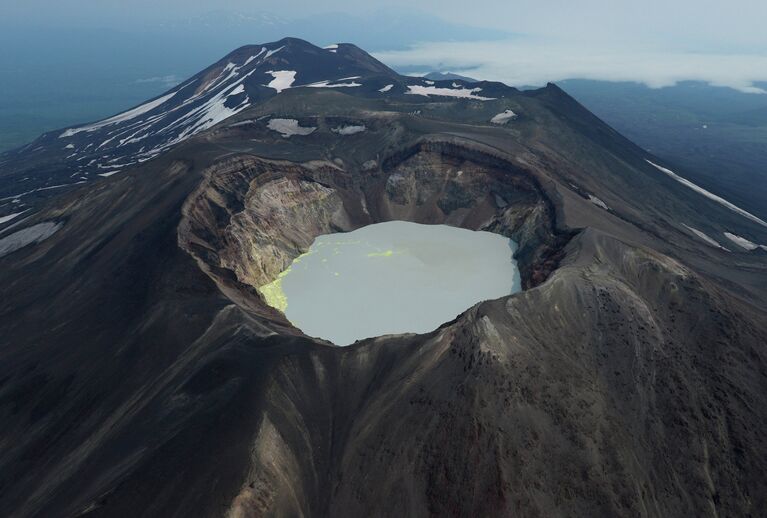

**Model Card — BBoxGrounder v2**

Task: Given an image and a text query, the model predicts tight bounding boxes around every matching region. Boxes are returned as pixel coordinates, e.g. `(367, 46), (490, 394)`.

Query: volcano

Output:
(1, 38), (766, 517)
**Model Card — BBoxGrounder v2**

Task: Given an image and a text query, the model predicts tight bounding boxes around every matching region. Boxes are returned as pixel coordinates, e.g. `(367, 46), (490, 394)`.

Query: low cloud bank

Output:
(375, 40), (767, 93)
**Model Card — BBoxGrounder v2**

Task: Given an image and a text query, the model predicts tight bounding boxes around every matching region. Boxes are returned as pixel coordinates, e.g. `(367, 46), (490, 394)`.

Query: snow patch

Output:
(147, 75), (254, 150)
(647, 160), (767, 228)
(304, 77), (362, 88)
(0, 222), (62, 258)
(175, 87), (249, 135)
(490, 110), (517, 124)
(587, 195), (609, 210)
(405, 85), (494, 100)
(378, 84), (394, 93)
(267, 119), (316, 138)
(0, 183), (79, 201)
(229, 119), (255, 128)
(98, 171), (121, 178)
(723, 232), (767, 251)
(0, 212), (24, 225)
(60, 91), (177, 138)
(241, 49), (266, 67)
(64, 144), (75, 149)
(264, 46), (285, 59)
(683, 224), (728, 250)
(332, 125), (366, 135)
(202, 62), (240, 94)
(265, 70), (296, 93)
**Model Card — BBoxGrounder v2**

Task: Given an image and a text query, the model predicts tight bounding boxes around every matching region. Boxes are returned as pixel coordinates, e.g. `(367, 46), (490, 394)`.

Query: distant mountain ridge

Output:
(423, 71), (480, 83)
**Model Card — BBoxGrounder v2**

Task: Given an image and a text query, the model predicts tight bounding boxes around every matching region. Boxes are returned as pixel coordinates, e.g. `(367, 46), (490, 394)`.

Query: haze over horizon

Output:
(2, 1), (767, 92)
(2, 1), (767, 156)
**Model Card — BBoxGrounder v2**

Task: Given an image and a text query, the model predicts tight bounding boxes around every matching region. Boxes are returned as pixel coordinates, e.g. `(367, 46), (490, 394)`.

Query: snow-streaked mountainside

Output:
(20, 39), (401, 166)
(647, 160), (767, 228)
(2, 37), (766, 257)
(0, 37), (515, 211)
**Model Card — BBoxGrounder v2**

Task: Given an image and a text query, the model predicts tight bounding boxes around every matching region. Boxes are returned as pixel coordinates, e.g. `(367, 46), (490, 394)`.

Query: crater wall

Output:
(178, 141), (574, 320)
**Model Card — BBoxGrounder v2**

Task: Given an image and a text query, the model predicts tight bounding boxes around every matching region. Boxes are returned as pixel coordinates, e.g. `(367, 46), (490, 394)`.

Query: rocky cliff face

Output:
(180, 158), (352, 290)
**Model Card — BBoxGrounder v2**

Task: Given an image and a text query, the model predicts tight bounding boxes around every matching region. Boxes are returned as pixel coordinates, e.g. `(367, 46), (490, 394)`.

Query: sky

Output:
(2, 0), (767, 92)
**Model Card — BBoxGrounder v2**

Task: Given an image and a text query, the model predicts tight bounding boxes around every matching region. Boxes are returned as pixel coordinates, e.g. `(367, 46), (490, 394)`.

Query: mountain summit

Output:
(0, 38), (516, 207)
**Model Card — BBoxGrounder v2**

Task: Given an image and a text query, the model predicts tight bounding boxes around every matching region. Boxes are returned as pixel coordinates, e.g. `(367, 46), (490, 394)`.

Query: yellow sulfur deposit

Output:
(258, 250), (313, 313)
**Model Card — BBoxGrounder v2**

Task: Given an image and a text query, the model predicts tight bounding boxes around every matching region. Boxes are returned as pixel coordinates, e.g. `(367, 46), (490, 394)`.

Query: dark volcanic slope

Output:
(1, 39), (767, 517)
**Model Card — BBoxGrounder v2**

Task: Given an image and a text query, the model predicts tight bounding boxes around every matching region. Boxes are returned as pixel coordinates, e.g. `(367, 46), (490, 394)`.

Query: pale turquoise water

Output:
(276, 221), (521, 345)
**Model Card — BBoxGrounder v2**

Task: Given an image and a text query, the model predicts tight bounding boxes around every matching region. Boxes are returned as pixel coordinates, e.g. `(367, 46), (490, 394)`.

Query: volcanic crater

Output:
(179, 140), (573, 342)
(4, 39), (767, 516)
